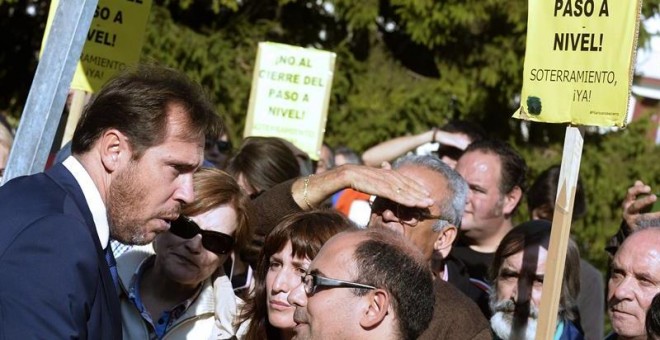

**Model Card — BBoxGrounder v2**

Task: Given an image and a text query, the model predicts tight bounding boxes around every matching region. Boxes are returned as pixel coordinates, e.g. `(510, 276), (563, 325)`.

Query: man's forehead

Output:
(622, 229), (660, 251)
(166, 106), (205, 142)
(309, 232), (365, 275)
(457, 151), (501, 181)
(615, 236), (660, 271)
(396, 165), (448, 199)
(502, 247), (548, 274)
(459, 149), (497, 166)
(397, 164), (443, 181)
(620, 228), (660, 250)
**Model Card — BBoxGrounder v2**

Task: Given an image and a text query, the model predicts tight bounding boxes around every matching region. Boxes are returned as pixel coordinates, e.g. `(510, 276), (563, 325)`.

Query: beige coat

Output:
(117, 247), (238, 339)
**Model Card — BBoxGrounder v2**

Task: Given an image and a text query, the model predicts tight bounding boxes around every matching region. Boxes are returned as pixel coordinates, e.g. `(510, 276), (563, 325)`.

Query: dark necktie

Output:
(104, 247), (121, 296)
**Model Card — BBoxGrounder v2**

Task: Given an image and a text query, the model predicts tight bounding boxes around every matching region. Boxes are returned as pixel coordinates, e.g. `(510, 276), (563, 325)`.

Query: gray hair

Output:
(638, 217), (660, 229)
(392, 155), (468, 231)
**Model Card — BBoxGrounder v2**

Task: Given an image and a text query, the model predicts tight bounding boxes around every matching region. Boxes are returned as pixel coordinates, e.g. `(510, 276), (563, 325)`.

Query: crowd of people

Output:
(0, 65), (659, 340)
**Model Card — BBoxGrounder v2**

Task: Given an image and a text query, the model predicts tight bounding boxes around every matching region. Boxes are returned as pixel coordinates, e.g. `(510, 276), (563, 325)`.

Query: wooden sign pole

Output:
(535, 125), (584, 339)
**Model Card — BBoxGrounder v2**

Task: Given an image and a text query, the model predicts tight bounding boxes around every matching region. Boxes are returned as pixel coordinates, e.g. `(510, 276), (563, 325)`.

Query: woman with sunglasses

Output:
(116, 167), (251, 339)
(237, 210), (355, 339)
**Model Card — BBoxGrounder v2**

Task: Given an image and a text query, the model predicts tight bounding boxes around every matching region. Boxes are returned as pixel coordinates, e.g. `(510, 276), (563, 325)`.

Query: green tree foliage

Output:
(0, 0), (50, 124)
(383, 0), (528, 138)
(141, 5), (263, 142)
(141, 0), (462, 149)
(515, 118), (660, 272)
(578, 119), (660, 270)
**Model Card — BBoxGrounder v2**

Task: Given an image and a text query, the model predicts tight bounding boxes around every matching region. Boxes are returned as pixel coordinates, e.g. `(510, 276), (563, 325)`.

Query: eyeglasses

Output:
(205, 139), (232, 152)
(302, 272), (376, 296)
(169, 215), (234, 255)
(370, 196), (447, 227)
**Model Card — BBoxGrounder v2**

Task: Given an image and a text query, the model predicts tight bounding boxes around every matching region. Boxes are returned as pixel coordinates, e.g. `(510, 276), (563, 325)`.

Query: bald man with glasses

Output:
(287, 228), (434, 340)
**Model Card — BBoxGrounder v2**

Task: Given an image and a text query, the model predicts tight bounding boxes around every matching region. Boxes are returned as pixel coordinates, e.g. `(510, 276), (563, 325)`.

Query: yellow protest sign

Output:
(513, 0), (642, 126)
(244, 42), (336, 161)
(43, 0), (153, 92)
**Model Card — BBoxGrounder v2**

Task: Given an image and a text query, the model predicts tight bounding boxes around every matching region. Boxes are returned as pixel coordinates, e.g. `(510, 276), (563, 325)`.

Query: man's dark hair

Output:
(352, 229), (434, 340)
(71, 65), (222, 158)
(464, 139), (527, 204)
(442, 120), (486, 143)
(490, 220), (581, 323)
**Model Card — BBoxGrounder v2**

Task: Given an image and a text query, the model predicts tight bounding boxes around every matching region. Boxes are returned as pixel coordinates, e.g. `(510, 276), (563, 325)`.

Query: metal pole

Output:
(1, 0), (98, 184)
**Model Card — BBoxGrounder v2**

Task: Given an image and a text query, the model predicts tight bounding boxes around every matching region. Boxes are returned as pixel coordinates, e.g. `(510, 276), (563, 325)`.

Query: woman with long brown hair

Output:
(237, 210), (355, 339)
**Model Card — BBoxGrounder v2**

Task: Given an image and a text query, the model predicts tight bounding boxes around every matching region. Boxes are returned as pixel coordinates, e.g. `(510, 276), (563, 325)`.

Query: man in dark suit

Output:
(0, 65), (222, 338)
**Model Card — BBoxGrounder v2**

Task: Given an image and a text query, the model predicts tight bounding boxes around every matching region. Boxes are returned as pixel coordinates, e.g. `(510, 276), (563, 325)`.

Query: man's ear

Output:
(359, 289), (390, 329)
(502, 186), (523, 216)
(99, 129), (129, 173)
(433, 225), (457, 258)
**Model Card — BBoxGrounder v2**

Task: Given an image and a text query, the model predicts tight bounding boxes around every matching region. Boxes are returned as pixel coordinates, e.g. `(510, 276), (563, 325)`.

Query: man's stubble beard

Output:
(491, 195), (505, 218)
(461, 195), (504, 236)
(107, 163), (150, 245)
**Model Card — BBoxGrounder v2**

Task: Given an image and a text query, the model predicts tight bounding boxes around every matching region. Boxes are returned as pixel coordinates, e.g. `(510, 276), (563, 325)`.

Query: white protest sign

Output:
(244, 42), (336, 160)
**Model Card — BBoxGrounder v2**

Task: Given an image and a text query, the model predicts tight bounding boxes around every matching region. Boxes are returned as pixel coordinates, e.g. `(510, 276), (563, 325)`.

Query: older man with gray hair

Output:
(368, 155), (491, 339)
(607, 227), (660, 339)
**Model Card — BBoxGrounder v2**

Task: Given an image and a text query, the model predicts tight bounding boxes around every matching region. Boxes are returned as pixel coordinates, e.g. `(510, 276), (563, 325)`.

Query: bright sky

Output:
(637, 14), (660, 79)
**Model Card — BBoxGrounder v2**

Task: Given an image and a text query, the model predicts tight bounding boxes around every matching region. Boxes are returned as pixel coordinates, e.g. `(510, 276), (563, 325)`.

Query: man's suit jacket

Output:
(0, 163), (121, 339)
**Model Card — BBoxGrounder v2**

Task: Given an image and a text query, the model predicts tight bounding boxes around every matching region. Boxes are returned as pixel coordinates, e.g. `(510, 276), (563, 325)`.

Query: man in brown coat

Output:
(368, 155), (491, 339)
(423, 279), (492, 340)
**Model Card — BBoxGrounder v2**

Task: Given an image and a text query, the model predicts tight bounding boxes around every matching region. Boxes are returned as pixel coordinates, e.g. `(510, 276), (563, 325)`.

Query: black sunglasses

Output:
(370, 196), (445, 227)
(302, 272), (376, 296)
(205, 139), (233, 152)
(169, 215), (234, 255)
